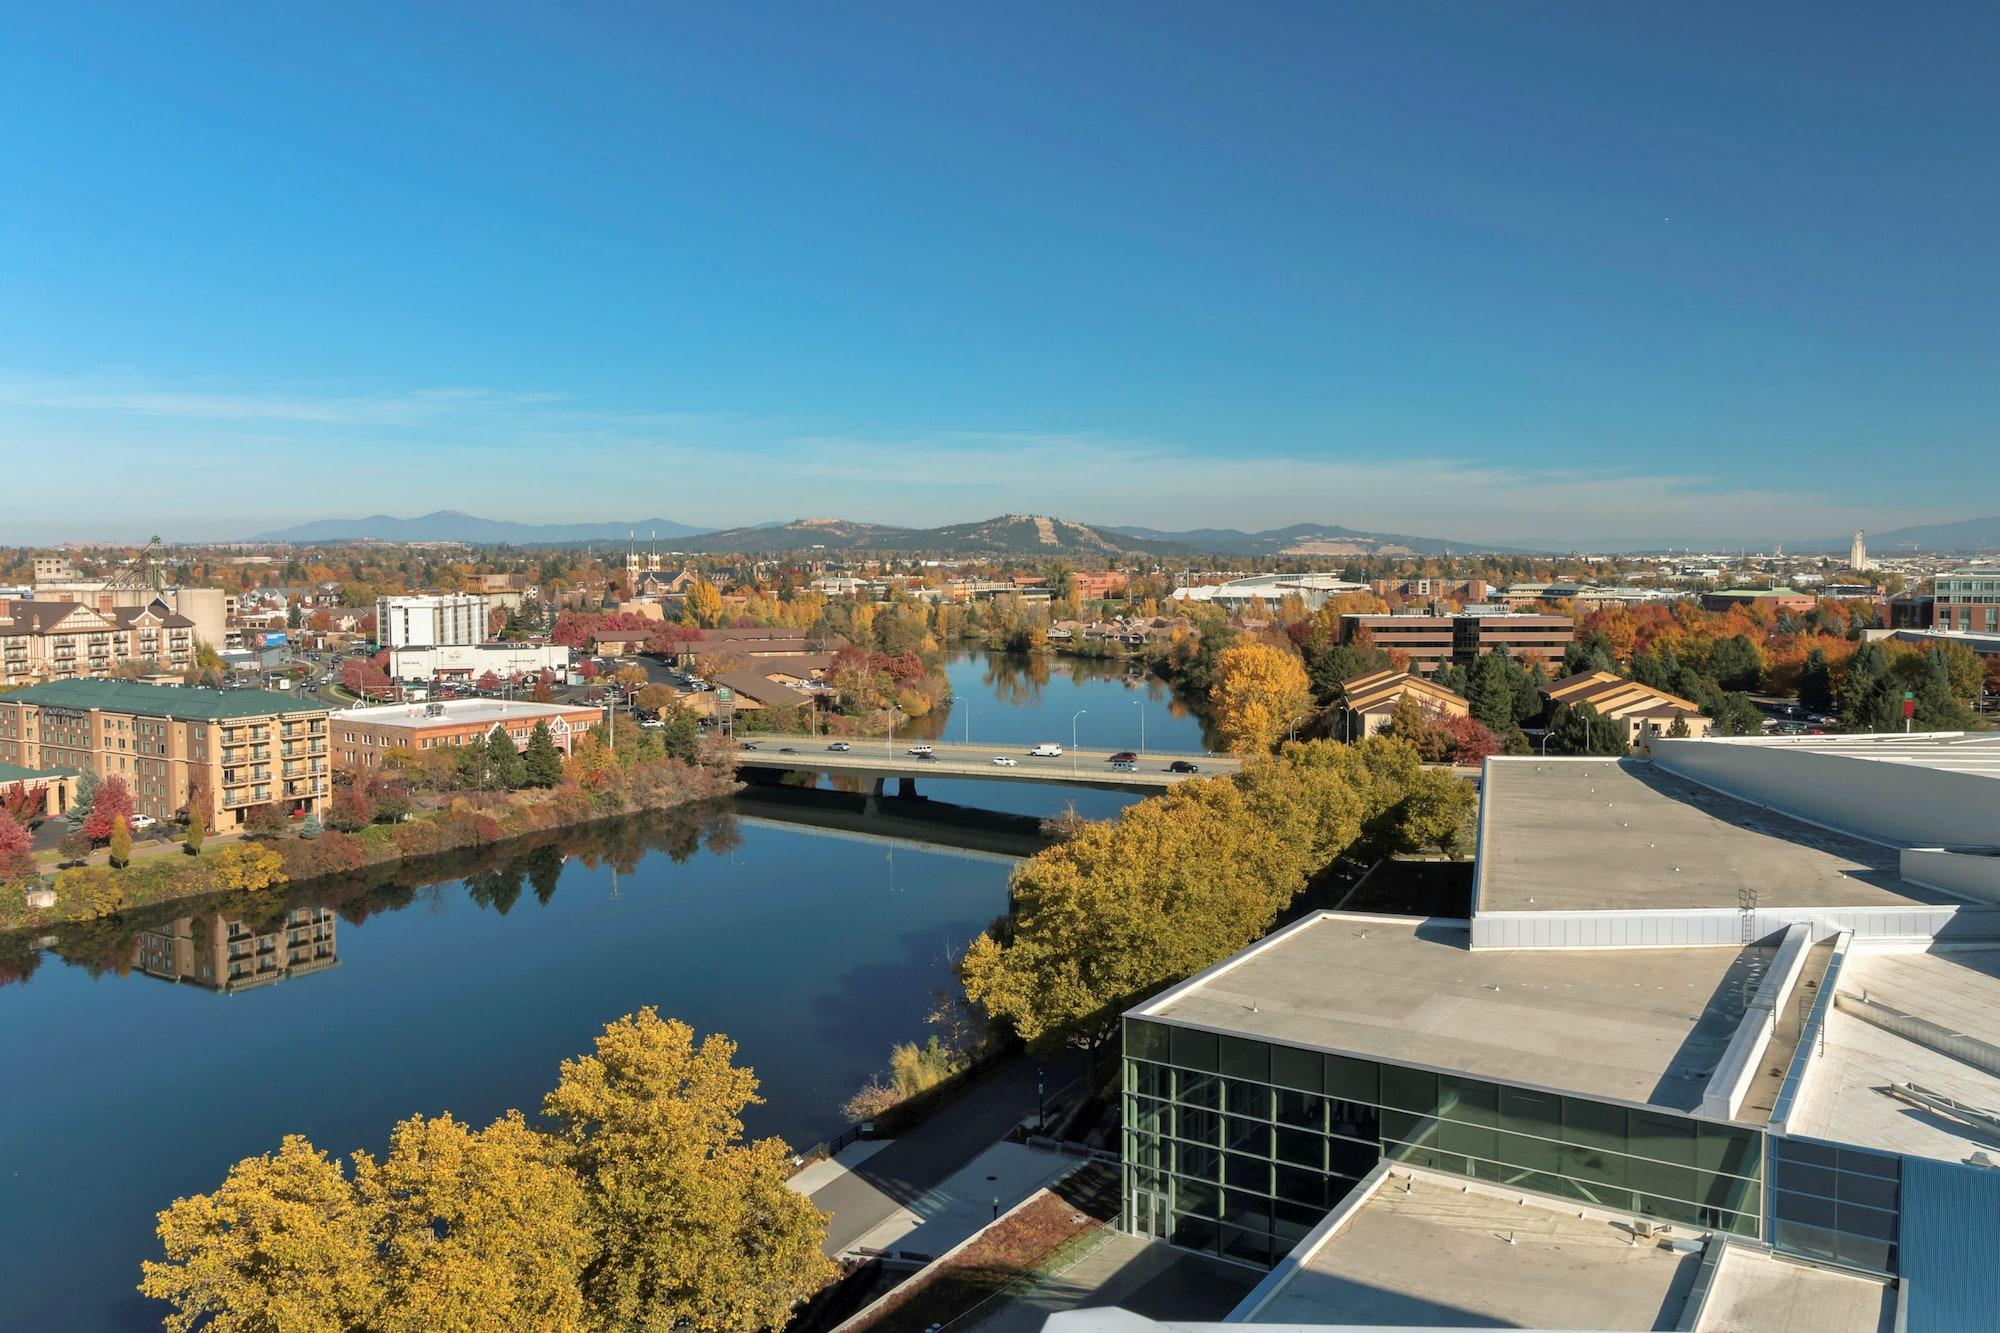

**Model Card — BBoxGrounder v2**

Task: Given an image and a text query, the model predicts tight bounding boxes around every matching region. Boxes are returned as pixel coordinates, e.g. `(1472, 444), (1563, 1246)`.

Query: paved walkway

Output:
(844, 1141), (1082, 1261)
(806, 1053), (1079, 1256)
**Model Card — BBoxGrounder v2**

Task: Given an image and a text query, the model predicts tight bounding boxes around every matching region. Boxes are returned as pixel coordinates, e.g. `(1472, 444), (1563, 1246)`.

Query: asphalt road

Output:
(733, 735), (1235, 788)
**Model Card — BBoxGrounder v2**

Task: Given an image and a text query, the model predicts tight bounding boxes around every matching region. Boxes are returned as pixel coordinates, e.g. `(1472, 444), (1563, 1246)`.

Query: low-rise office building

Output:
(1340, 612), (1572, 674)
(1337, 669), (1468, 739)
(0, 680), (329, 826)
(1086, 734), (2000, 1331)
(329, 698), (602, 770)
(1700, 586), (1818, 616)
(1544, 669), (1714, 746)
(1931, 565), (2000, 634)
(385, 641), (571, 682)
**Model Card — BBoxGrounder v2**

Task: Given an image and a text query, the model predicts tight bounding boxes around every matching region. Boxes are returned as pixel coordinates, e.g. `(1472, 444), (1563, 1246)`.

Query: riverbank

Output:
(2, 753), (740, 934)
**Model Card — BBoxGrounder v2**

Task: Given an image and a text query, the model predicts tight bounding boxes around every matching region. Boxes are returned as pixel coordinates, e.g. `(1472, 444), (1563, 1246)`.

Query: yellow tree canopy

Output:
(1209, 642), (1312, 754)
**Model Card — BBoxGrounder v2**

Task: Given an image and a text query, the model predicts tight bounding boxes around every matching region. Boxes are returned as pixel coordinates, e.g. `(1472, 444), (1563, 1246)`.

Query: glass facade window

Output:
(1123, 1018), (1765, 1268)
(1769, 1136), (1900, 1275)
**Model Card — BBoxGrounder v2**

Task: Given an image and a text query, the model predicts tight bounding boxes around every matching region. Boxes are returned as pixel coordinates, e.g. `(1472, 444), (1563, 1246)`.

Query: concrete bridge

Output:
(727, 734), (1239, 793)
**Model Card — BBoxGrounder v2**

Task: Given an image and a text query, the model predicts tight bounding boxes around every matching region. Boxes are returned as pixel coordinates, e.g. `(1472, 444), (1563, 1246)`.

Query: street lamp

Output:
(1133, 699), (1145, 755)
(1071, 709), (1086, 772)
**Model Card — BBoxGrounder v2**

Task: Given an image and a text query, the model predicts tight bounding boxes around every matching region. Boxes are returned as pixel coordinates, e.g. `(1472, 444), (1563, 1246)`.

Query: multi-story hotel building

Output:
(135, 908), (338, 993)
(374, 594), (491, 649)
(0, 597), (198, 685)
(1931, 565), (2000, 634)
(329, 698), (602, 771)
(0, 680), (329, 827)
(1339, 612), (1573, 674)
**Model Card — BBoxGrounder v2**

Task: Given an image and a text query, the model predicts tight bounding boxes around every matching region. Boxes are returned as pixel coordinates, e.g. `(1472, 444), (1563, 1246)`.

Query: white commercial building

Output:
(387, 641), (570, 682)
(1171, 574), (1367, 614)
(374, 594), (491, 649)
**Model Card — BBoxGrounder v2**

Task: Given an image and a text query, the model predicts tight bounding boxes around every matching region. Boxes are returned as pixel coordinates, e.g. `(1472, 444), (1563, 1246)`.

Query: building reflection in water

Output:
(135, 908), (338, 993)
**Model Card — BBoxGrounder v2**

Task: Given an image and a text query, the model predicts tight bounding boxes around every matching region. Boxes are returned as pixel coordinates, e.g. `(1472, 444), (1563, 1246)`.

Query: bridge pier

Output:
(897, 776), (918, 801)
(862, 774), (919, 815)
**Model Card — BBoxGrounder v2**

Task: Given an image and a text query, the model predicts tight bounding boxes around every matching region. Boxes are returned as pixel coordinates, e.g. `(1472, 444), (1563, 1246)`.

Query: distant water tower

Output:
(1850, 530), (1869, 572)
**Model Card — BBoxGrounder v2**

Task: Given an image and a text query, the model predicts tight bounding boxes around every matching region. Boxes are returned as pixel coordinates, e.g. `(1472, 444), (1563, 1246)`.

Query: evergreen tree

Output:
(1839, 642), (1899, 733)
(1797, 648), (1836, 715)
(1515, 661), (1548, 726)
(1705, 634), (1764, 692)
(1464, 653), (1515, 733)
(486, 728), (527, 789)
(521, 722), (565, 788)
(1547, 701), (1629, 756)
(72, 769), (100, 821)
(1911, 647), (1976, 731)
(454, 741), (489, 789)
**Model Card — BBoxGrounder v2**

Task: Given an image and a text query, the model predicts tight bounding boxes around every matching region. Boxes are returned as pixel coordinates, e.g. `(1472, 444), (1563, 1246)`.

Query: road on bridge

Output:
(727, 735), (1241, 789)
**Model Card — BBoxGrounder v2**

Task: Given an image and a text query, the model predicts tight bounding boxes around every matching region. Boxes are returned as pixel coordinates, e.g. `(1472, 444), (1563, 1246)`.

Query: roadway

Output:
(728, 735), (1239, 791)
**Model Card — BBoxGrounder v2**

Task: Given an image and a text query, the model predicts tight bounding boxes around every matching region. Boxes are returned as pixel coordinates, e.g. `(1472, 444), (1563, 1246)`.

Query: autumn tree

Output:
(0, 811), (37, 890)
(82, 774), (135, 843)
(140, 1135), (381, 1333)
(109, 814), (133, 869)
(542, 1009), (835, 1330)
(353, 1112), (597, 1333)
(1209, 643), (1312, 755)
(211, 843), (287, 892)
(682, 579), (724, 629)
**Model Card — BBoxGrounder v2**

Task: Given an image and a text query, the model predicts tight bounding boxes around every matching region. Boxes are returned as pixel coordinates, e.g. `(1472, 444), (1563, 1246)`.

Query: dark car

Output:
(1167, 760), (1199, 774)
(1107, 751), (1138, 763)
(779, 746), (798, 754)
(739, 742), (759, 751)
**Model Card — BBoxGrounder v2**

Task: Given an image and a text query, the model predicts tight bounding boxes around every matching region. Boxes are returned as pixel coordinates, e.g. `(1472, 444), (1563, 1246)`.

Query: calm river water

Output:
(0, 650), (1202, 1330)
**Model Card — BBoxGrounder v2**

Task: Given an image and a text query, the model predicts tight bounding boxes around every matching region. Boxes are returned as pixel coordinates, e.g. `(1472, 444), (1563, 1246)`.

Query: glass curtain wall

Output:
(1124, 1018), (1765, 1268)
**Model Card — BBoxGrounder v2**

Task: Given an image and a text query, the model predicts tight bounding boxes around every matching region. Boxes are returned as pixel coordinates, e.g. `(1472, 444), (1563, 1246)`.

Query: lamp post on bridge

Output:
(1071, 709), (1086, 774)
(1133, 699), (1145, 756)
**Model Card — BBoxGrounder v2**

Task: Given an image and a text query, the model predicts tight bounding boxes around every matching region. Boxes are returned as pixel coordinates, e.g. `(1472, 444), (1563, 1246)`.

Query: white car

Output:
(130, 815), (158, 830)
(991, 755), (1019, 767)
(1029, 743), (1063, 757)
(907, 745), (935, 757)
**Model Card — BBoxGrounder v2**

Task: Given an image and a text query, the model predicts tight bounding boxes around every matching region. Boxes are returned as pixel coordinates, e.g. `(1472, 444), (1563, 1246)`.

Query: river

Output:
(0, 650), (1205, 1330)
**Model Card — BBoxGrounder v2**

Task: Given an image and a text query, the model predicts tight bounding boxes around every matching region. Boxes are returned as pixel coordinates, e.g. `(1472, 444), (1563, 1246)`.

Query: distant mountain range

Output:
(247, 509), (2000, 558)
(252, 511), (712, 544)
(1105, 523), (1531, 557)
(1790, 515), (2000, 556)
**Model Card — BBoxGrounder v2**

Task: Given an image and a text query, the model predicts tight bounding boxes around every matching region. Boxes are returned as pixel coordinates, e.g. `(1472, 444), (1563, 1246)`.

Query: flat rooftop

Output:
(330, 699), (596, 729)
(1686, 731), (2000, 783)
(1143, 914), (1768, 1110)
(1477, 760), (1936, 915)
(1697, 1245), (1893, 1333)
(1247, 1172), (1700, 1328)
(1789, 946), (2000, 1162)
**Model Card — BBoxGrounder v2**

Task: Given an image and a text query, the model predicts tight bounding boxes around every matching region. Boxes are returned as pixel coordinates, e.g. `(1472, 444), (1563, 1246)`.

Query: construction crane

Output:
(102, 535), (166, 595)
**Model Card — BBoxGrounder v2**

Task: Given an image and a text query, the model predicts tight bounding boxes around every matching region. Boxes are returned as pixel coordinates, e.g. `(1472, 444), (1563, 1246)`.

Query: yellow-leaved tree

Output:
(210, 842), (287, 892)
(542, 1008), (835, 1331)
(141, 1011), (832, 1333)
(681, 580), (724, 629)
(1209, 642), (1312, 755)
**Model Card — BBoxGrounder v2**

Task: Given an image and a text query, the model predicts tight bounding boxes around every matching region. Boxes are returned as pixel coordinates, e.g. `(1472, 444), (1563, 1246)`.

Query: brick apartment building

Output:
(1340, 613), (1573, 674)
(329, 698), (602, 771)
(0, 680), (330, 827)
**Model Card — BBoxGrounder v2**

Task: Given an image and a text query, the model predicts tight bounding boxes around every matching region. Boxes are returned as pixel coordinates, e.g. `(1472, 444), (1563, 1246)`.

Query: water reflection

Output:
(907, 649), (1220, 752)
(136, 908), (339, 993)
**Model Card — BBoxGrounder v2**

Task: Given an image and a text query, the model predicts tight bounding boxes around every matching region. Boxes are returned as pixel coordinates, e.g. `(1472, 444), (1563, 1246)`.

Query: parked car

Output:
(130, 814), (159, 830)
(1107, 751), (1138, 763)
(1029, 742), (1063, 757)
(826, 741), (852, 752)
(907, 745), (935, 756)
(991, 755), (1019, 767)
(1167, 760), (1199, 773)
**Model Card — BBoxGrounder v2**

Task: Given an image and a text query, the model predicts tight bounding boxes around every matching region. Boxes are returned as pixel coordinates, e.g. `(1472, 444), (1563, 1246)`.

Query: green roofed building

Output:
(0, 680), (329, 829)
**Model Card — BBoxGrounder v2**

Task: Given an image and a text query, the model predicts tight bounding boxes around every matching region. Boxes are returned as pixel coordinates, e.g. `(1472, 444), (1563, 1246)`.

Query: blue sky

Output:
(3, 3), (1995, 546)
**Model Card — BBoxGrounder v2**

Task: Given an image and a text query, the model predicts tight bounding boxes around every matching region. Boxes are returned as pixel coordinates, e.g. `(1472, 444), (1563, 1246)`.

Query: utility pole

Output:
(1133, 699), (1145, 754)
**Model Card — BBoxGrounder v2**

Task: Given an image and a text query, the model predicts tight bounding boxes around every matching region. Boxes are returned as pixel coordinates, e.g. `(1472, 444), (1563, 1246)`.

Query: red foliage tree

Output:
(1, 782), (41, 825)
(0, 811), (36, 889)
(477, 671), (501, 691)
(1438, 714), (1502, 766)
(82, 775), (135, 843)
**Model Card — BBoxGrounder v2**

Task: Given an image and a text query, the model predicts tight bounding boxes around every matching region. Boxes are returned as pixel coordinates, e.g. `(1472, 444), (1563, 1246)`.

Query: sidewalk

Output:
(841, 1141), (1081, 1261)
(805, 1053), (1079, 1257)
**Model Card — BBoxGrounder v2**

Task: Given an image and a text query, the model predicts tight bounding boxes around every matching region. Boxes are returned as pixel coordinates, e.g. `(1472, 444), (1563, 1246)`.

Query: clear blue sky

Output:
(3, 3), (1995, 547)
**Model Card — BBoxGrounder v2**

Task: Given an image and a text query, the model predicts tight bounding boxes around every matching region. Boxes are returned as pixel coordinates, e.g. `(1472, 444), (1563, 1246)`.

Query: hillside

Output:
(253, 510), (710, 544)
(1791, 515), (2000, 556)
(680, 514), (1179, 557)
(1106, 522), (1530, 557)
